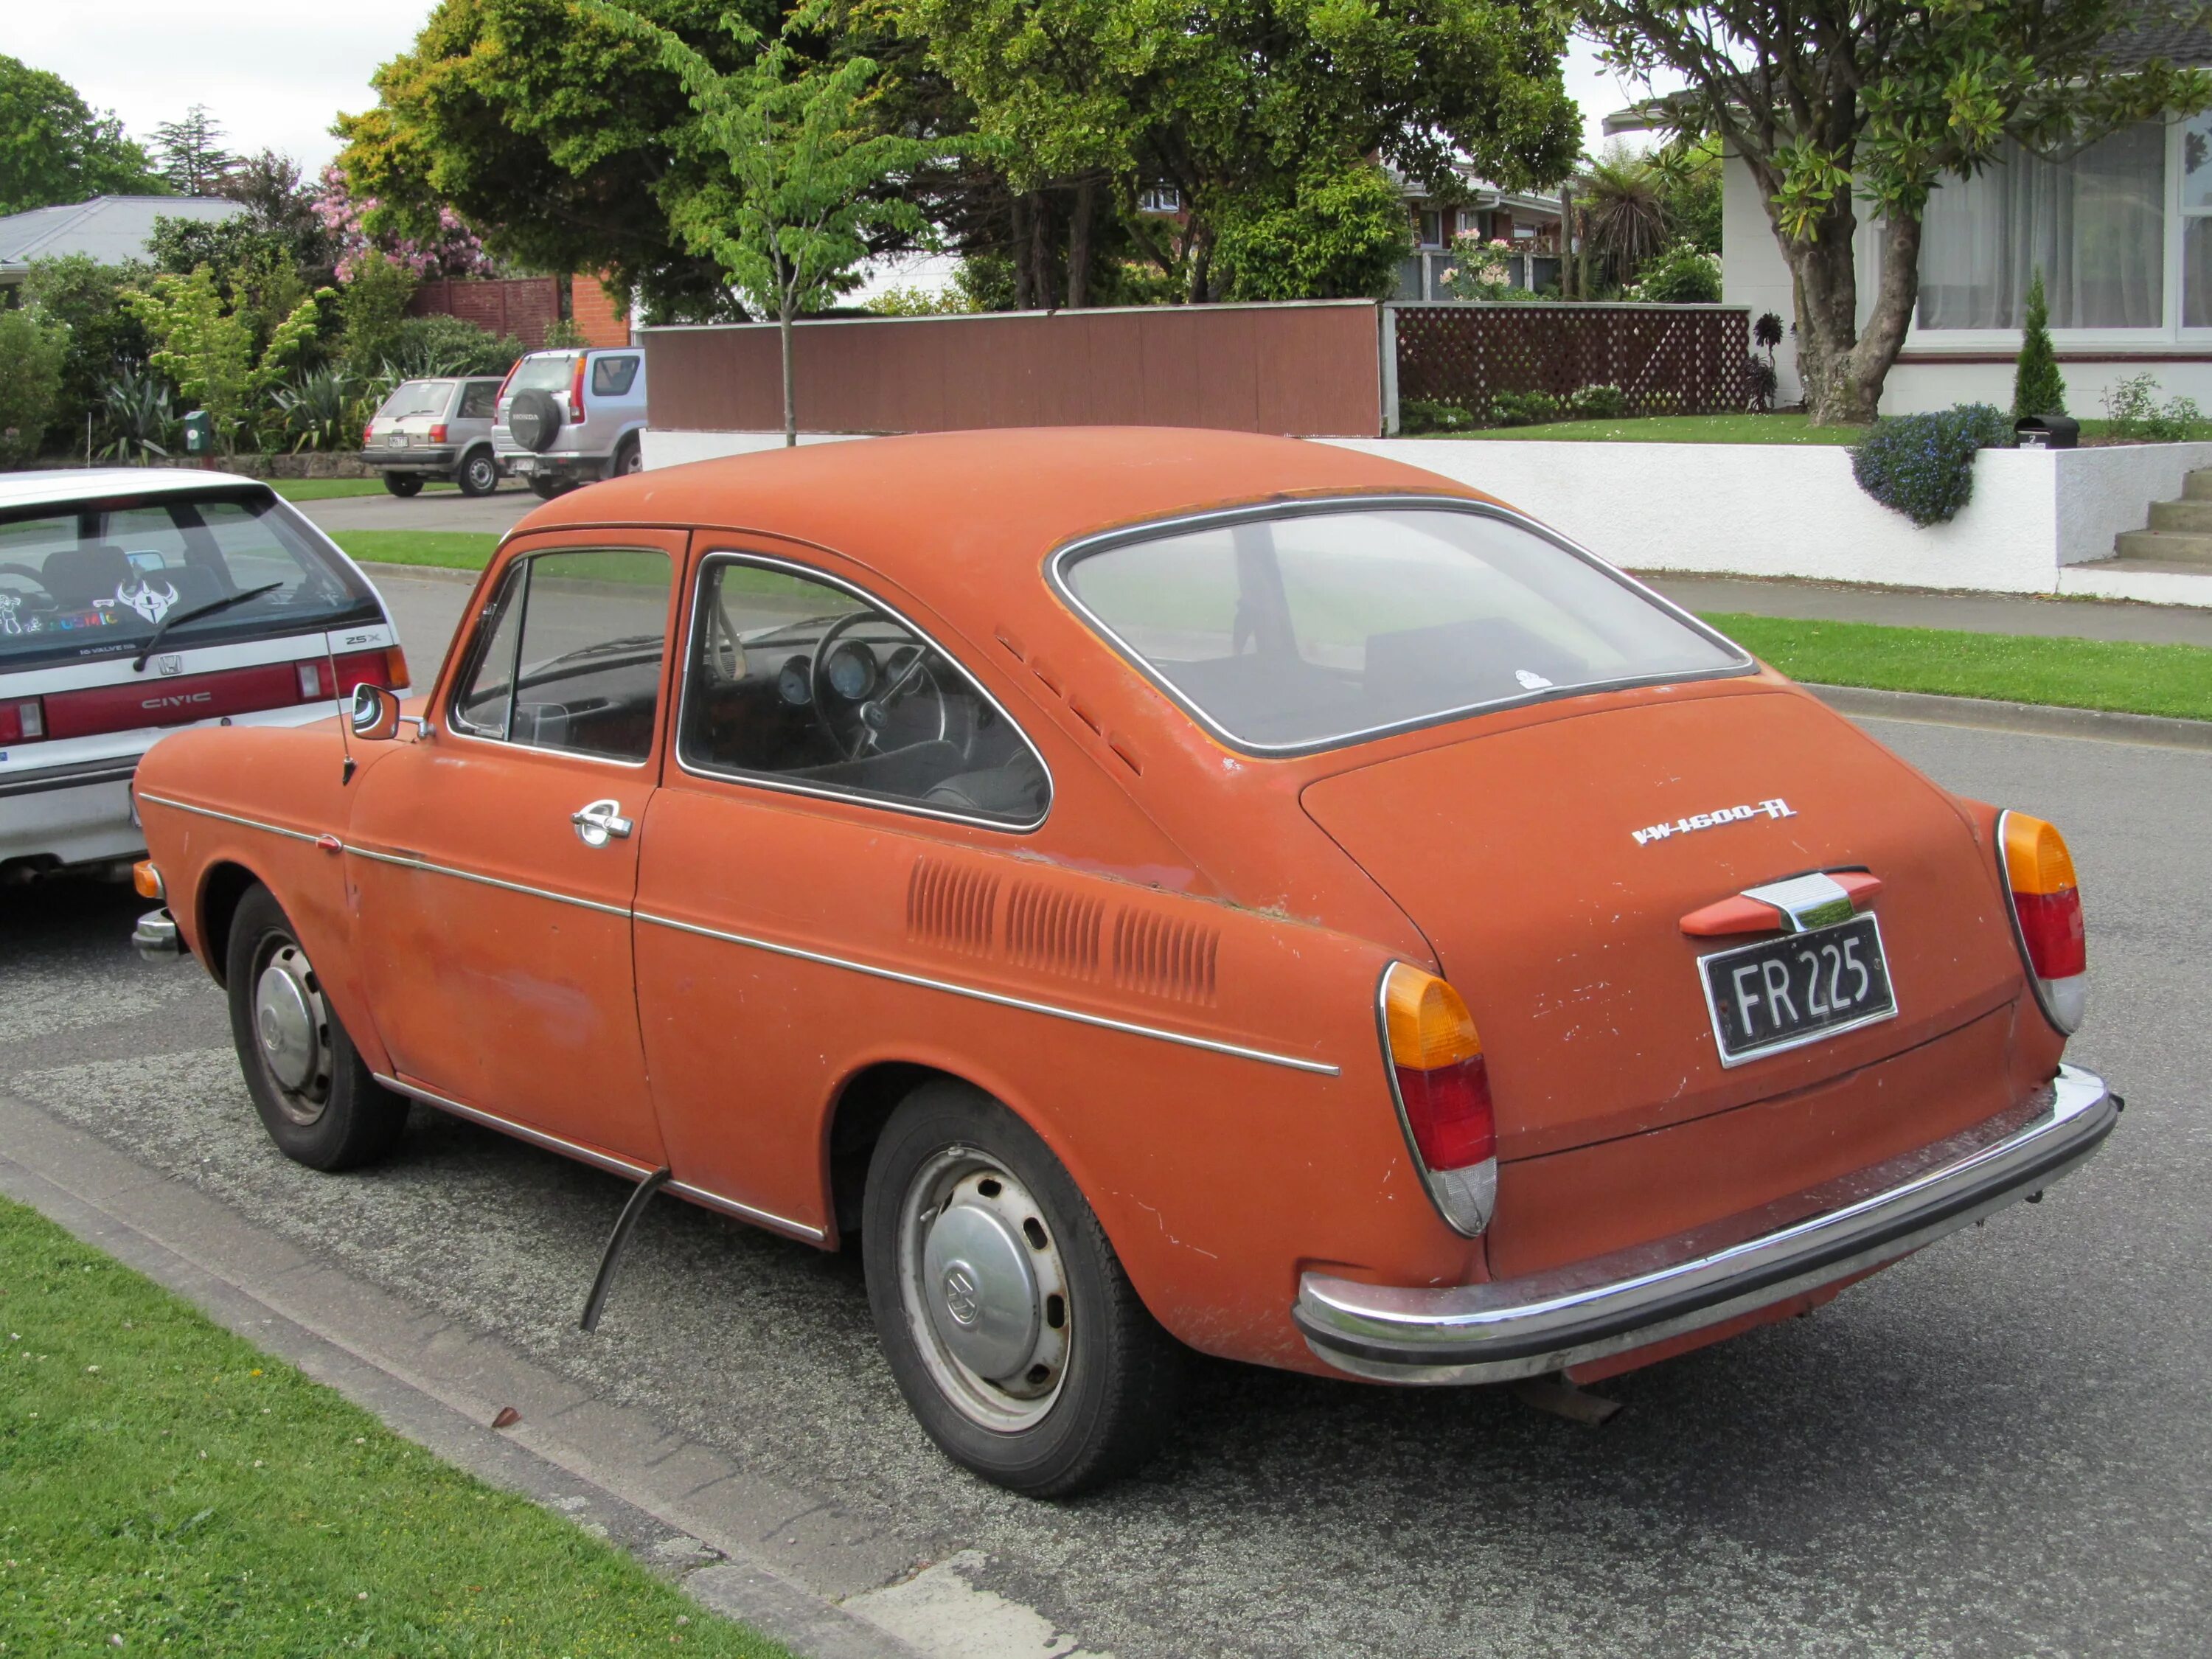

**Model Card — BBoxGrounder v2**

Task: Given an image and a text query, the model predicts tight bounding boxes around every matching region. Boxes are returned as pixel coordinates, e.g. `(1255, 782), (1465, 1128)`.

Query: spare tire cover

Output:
(508, 389), (563, 453)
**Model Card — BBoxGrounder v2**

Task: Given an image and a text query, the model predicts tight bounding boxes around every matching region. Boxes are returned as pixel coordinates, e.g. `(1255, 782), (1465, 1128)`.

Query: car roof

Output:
(0, 468), (275, 515)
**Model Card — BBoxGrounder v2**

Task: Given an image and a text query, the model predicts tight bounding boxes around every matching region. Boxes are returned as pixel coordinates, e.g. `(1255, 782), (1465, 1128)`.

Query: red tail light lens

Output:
(428, 422), (448, 443)
(1999, 810), (2087, 1033)
(1380, 964), (1497, 1235)
(568, 353), (588, 421)
(0, 695), (45, 743)
(296, 649), (406, 703)
(363, 422), (375, 446)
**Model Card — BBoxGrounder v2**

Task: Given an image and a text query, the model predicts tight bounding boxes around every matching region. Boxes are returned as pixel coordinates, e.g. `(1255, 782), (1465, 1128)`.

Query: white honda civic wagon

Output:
(0, 470), (408, 878)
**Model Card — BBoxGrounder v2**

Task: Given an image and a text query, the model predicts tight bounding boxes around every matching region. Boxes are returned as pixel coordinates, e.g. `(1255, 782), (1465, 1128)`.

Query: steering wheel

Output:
(810, 610), (964, 761)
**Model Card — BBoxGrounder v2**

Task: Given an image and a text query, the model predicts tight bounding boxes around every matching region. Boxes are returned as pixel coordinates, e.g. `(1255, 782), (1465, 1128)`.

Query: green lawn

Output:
(1429, 413), (1869, 445)
(334, 530), (501, 570)
(1705, 611), (2212, 722)
(271, 478), (461, 503)
(0, 1196), (787, 1657)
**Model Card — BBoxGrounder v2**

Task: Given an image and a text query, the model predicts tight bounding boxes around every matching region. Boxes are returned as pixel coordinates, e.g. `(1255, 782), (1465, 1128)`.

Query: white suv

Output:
(0, 470), (407, 877)
(492, 347), (649, 498)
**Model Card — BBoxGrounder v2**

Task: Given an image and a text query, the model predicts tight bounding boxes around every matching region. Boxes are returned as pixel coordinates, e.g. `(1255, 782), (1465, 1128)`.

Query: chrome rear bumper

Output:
(132, 908), (182, 959)
(1295, 1064), (2115, 1385)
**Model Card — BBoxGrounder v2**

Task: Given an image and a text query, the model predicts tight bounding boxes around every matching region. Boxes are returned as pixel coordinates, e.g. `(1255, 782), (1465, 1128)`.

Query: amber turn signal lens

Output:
(131, 860), (164, 901)
(386, 645), (410, 689)
(2002, 812), (2079, 897)
(1997, 810), (2086, 1032)
(1382, 963), (1483, 1071)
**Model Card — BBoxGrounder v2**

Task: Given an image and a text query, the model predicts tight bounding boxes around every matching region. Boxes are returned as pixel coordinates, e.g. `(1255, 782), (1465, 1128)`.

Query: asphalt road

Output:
(299, 488), (539, 536)
(2, 714), (2205, 1657)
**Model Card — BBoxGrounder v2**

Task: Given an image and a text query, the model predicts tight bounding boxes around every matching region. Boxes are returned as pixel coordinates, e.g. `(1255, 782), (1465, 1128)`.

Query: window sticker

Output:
(116, 577), (180, 625)
(0, 594), (21, 636)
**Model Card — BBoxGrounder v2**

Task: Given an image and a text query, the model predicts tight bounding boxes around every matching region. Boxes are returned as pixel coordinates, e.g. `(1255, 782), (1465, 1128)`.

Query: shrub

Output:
(2102, 372), (2205, 441)
(1489, 388), (1564, 425)
(0, 306), (68, 465)
(1628, 240), (1722, 304)
(865, 284), (969, 316)
(95, 365), (179, 461)
(541, 316), (587, 349)
(1566, 383), (1627, 420)
(338, 250), (417, 369)
(269, 366), (362, 452)
(2013, 271), (2065, 419)
(21, 254), (153, 443)
(1399, 397), (1481, 434)
(387, 313), (523, 376)
(1850, 403), (2013, 526)
(1215, 159), (1413, 302)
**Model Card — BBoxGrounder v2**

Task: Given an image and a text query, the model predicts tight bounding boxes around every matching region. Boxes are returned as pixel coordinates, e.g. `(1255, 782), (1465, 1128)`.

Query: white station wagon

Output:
(0, 470), (408, 880)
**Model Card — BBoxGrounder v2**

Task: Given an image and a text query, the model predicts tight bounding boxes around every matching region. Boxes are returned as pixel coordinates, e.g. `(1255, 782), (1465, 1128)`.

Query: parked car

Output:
(128, 430), (2111, 1495)
(492, 346), (647, 498)
(0, 469), (408, 883)
(361, 376), (507, 498)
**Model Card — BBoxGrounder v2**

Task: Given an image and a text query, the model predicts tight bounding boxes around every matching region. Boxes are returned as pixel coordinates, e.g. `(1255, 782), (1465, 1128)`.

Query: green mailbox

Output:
(181, 411), (214, 457)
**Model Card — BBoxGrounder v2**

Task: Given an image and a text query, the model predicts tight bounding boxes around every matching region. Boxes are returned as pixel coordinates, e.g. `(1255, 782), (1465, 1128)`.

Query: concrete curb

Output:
(1808, 683), (2212, 751)
(361, 560), (485, 588)
(0, 1087), (939, 1659)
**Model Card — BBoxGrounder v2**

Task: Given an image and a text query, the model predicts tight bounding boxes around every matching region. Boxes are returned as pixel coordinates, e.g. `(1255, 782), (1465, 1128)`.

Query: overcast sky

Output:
(4, 5), (1663, 181)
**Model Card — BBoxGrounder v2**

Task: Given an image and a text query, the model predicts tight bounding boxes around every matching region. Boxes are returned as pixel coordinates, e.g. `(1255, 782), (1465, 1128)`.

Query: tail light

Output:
(1380, 962), (1496, 1236)
(428, 422), (448, 443)
(363, 422), (375, 445)
(0, 695), (45, 743)
(568, 353), (588, 421)
(297, 647), (409, 702)
(494, 361), (521, 408)
(1998, 810), (2087, 1033)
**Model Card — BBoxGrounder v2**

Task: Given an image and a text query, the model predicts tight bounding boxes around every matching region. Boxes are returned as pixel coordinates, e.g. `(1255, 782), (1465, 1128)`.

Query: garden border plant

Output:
(1849, 403), (2013, 526)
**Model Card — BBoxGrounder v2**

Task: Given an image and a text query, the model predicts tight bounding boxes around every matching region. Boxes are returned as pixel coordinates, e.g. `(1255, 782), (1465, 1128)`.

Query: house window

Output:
(2183, 112), (2212, 327)
(1416, 210), (1444, 248)
(1915, 125), (2166, 329)
(1137, 184), (1181, 215)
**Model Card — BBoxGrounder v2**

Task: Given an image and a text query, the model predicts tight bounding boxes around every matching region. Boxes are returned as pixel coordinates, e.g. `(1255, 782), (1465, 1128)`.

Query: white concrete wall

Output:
(2052, 439), (2212, 564)
(642, 430), (869, 467)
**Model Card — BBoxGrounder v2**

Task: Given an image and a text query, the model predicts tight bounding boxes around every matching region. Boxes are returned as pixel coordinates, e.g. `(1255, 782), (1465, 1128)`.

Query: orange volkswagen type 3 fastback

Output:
(130, 429), (2112, 1493)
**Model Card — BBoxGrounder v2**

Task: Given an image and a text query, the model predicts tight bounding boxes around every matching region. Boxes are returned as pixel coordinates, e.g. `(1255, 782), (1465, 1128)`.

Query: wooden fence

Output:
(407, 277), (563, 348)
(1388, 303), (1753, 422)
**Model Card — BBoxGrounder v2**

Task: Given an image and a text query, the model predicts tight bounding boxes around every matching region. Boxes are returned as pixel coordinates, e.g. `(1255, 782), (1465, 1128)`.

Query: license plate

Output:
(1699, 914), (1896, 1066)
(386, 434), (408, 448)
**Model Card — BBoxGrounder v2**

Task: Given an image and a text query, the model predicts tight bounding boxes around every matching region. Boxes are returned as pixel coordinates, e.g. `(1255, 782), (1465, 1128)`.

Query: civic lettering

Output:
(141, 692), (215, 712)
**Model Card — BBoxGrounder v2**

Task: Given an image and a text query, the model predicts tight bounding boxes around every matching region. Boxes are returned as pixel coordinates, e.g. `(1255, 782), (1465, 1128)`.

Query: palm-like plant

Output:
(1577, 150), (1670, 292)
(270, 366), (363, 453)
(96, 366), (180, 462)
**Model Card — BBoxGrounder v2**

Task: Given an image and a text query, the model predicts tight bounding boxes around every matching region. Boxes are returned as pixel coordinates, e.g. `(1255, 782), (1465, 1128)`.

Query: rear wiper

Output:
(132, 580), (285, 672)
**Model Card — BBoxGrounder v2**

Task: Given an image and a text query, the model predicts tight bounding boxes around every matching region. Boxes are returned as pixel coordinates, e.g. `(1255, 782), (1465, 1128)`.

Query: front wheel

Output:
(225, 885), (408, 1171)
(455, 448), (500, 497)
(380, 472), (424, 498)
(862, 1082), (1182, 1496)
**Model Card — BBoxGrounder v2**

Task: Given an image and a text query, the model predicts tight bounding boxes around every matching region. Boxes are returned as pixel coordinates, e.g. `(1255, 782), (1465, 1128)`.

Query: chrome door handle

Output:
(571, 799), (633, 848)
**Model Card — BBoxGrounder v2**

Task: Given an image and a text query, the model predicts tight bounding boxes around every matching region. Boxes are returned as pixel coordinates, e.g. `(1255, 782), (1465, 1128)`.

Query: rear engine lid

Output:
(1301, 687), (2024, 1160)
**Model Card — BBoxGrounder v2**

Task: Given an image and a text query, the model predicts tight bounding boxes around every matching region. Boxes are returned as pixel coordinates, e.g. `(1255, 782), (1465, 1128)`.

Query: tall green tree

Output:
(0, 55), (165, 214)
(2014, 271), (2067, 419)
(908, 0), (1580, 302)
(1579, 0), (2212, 423)
(153, 105), (236, 196)
(592, 1), (948, 442)
(127, 266), (326, 451)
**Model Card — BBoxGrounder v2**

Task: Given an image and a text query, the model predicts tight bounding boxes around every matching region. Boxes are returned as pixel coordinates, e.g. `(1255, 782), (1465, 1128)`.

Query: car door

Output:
(631, 546), (1055, 1238)
(345, 534), (682, 1169)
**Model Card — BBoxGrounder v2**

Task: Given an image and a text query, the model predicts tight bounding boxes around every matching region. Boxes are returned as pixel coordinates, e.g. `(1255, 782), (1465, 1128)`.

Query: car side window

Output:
(679, 557), (1049, 827)
(457, 380), (498, 419)
(450, 549), (672, 762)
(591, 355), (641, 397)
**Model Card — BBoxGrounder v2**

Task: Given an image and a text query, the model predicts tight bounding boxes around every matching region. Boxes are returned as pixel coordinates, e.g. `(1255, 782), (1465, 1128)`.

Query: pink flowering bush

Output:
(313, 166), (497, 283)
(1438, 232), (1526, 302)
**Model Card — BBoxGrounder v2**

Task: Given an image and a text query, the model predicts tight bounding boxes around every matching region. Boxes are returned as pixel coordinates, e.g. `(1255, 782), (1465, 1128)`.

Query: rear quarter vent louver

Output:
(1112, 910), (1220, 1006)
(907, 859), (1000, 955)
(1005, 885), (1102, 979)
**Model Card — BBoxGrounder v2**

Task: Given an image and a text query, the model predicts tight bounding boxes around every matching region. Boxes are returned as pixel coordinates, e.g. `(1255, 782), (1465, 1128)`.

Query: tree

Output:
(21, 254), (156, 443)
(1213, 158), (1415, 301)
(219, 150), (338, 276)
(153, 105), (235, 196)
(1576, 145), (1669, 291)
(0, 307), (68, 466)
(335, 0), (776, 321)
(0, 54), (165, 213)
(2014, 271), (2066, 418)
(592, 1), (947, 442)
(127, 265), (326, 451)
(1579, 1), (2212, 423)
(908, 0), (1581, 303)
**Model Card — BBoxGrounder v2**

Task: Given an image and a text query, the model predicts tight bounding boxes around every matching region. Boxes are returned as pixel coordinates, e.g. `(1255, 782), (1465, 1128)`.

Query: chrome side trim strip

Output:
(1295, 1064), (2115, 1385)
(634, 909), (1340, 1076)
(347, 844), (633, 919)
(136, 792), (326, 844)
(664, 1179), (827, 1243)
(374, 1073), (658, 1181)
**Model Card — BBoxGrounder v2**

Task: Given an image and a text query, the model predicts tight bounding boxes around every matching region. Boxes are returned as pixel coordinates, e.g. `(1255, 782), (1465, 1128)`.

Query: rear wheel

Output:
(380, 472), (424, 498)
(862, 1082), (1182, 1495)
(614, 436), (643, 476)
(225, 885), (408, 1172)
(526, 475), (568, 500)
(455, 448), (499, 497)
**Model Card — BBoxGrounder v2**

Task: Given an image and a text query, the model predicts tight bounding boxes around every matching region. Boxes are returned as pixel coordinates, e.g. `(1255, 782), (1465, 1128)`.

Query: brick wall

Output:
(570, 276), (633, 348)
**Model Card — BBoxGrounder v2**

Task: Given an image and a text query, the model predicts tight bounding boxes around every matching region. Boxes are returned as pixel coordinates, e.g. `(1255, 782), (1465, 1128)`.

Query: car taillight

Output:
(0, 695), (45, 743)
(568, 354), (587, 421)
(296, 647), (408, 703)
(428, 422), (448, 443)
(364, 422), (375, 445)
(1999, 810), (2087, 1034)
(1380, 962), (1496, 1236)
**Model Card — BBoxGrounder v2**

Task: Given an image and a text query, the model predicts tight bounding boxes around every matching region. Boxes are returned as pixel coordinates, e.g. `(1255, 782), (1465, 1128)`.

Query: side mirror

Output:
(349, 684), (403, 742)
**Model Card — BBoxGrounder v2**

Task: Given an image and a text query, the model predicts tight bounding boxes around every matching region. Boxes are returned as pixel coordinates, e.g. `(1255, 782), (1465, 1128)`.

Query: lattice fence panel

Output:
(1393, 304), (1753, 419)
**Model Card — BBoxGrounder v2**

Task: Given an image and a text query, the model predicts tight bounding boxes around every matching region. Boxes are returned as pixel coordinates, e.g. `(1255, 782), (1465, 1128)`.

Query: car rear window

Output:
(0, 489), (379, 670)
(378, 380), (452, 418)
(507, 355), (579, 393)
(1056, 504), (1748, 754)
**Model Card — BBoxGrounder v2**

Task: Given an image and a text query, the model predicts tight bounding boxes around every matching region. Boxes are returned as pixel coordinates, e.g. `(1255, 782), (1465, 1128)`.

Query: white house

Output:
(1612, 25), (2212, 414)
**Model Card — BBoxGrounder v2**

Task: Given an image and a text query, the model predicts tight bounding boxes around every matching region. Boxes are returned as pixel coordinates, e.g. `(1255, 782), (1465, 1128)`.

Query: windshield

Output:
(378, 380), (452, 418)
(507, 355), (578, 393)
(0, 490), (378, 669)
(1057, 504), (1747, 754)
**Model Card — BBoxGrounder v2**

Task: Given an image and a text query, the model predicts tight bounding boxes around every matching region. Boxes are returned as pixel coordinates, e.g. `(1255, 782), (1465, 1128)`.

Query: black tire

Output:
(526, 475), (567, 500)
(862, 1082), (1182, 1496)
(613, 435), (643, 476)
(455, 448), (500, 497)
(381, 472), (425, 498)
(225, 885), (408, 1172)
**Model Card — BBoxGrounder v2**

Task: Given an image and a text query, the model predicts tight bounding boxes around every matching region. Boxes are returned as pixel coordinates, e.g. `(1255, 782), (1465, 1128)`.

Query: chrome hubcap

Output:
(253, 942), (331, 1124)
(900, 1151), (1070, 1431)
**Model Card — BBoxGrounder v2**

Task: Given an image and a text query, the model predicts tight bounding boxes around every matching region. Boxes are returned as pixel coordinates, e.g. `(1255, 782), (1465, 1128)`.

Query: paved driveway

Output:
(2, 719), (2205, 1658)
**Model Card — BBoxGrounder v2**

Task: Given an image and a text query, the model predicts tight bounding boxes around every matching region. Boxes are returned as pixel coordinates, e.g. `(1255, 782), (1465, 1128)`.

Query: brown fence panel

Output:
(408, 277), (563, 348)
(1392, 303), (1752, 418)
(644, 302), (1383, 437)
